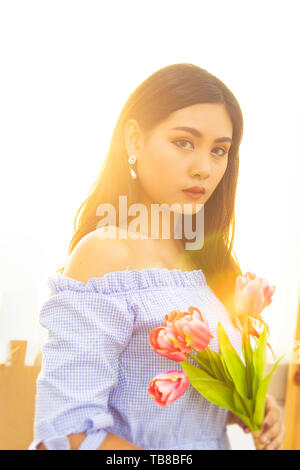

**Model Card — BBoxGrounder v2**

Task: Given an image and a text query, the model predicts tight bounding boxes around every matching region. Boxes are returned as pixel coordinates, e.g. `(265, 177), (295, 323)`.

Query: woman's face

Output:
(125, 103), (233, 215)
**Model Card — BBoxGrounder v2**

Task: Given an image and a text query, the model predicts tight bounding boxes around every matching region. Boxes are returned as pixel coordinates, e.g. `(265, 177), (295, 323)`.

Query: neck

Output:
(126, 191), (184, 242)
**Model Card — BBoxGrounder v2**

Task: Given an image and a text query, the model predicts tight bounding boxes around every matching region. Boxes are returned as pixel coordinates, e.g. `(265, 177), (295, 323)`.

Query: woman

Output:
(30, 63), (284, 450)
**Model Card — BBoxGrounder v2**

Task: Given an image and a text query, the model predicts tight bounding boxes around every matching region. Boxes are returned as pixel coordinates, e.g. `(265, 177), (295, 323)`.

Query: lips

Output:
(183, 186), (206, 194)
(182, 187), (206, 201)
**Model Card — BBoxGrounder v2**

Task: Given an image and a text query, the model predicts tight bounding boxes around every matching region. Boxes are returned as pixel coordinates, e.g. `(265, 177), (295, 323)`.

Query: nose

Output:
(189, 153), (211, 179)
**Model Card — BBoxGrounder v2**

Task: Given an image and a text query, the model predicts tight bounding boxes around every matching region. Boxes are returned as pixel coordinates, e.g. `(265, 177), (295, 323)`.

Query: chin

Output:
(175, 203), (204, 216)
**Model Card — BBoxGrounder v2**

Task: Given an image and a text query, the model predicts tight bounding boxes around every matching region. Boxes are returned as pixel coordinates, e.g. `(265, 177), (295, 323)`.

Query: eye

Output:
(212, 146), (229, 157)
(172, 139), (194, 150)
(172, 139), (229, 157)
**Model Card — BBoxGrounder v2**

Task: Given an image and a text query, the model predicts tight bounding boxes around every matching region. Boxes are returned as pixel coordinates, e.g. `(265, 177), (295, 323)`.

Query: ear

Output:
(124, 118), (143, 157)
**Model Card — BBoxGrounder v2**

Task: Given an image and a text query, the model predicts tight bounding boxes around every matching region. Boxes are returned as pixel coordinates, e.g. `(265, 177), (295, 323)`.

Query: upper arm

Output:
(63, 226), (131, 284)
(35, 226), (131, 451)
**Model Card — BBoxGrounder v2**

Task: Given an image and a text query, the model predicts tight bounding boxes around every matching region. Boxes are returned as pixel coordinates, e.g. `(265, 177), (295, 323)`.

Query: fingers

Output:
(260, 421), (281, 448)
(260, 395), (285, 450)
(263, 395), (282, 431)
(264, 425), (285, 450)
(226, 412), (248, 430)
(235, 416), (251, 433)
(228, 394), (285, 450)
(264, 394), (276, 413)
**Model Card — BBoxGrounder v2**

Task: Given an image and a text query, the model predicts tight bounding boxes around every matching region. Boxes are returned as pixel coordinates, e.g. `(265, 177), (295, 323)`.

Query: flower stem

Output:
(243, 316), (252, 399)
(188, 352), (202, 366)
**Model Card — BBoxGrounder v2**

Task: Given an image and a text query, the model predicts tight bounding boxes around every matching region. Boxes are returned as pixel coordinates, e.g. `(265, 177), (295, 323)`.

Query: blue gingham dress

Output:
(28, 268), (243, 450)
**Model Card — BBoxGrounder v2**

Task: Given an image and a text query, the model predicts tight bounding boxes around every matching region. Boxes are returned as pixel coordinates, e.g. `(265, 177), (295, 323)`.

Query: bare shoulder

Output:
(62, 225), (131, 284)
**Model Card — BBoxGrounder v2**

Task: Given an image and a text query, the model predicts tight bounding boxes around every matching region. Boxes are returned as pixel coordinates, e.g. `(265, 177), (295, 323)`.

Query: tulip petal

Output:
(148, 371), (189, 407)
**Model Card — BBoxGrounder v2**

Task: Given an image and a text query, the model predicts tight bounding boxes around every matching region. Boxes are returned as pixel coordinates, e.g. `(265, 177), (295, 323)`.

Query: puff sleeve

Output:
(28, 276), (135, 450)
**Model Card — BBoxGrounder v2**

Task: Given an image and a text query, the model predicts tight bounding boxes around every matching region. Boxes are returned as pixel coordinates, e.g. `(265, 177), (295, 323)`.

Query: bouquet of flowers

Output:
(147, 272), (285, 450)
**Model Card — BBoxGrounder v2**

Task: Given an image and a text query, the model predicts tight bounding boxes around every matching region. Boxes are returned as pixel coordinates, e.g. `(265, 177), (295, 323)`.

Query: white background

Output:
(0, 0), (299, 450)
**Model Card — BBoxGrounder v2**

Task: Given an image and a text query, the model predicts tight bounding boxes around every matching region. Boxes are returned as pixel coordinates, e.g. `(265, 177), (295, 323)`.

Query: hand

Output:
(257, 394), (285, 450)
(226, 394), (285, 450)
(226, 410), (251, 431)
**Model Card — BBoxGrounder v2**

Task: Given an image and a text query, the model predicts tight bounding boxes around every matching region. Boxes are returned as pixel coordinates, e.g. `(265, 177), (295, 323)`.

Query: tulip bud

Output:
(148, 370), (189, 407)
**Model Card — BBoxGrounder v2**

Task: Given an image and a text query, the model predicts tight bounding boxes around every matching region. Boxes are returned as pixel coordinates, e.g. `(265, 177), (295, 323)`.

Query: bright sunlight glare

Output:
(0, 0), (299, 366)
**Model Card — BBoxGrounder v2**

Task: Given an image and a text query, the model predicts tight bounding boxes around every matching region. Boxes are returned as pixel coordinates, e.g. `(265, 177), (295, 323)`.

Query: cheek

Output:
(140, 141), (181, 182)
(137, 142), (183, 202)
(213, 160), (228, 185)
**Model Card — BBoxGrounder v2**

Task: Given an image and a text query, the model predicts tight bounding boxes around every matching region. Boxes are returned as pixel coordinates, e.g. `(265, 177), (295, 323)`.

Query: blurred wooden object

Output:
(0, 340), (41, 450)
(283, 292), (300, 450)
(0, 321), (298, 450)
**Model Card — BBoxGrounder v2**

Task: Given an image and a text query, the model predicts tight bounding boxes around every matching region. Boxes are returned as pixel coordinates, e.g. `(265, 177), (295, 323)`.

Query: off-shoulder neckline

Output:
(47, 267), (208, 295)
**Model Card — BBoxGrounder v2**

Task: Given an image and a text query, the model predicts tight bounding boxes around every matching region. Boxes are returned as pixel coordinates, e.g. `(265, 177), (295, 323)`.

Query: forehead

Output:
(160, 103), (233, 136)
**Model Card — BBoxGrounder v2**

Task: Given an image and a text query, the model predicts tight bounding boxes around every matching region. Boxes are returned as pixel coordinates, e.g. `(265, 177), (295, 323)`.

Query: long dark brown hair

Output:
(57, 63), (268, 341)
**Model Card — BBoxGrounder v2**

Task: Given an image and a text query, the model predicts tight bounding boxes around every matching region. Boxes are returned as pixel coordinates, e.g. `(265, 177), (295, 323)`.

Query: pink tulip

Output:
(164, 306), (213, 353)
(148, 370), (189, 407)
(149, 327), (192, 361)
(235, 272), (276, 317)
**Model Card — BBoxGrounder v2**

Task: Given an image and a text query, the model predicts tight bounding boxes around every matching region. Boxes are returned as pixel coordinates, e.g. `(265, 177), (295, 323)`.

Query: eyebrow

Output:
(170, 126), (232, 143)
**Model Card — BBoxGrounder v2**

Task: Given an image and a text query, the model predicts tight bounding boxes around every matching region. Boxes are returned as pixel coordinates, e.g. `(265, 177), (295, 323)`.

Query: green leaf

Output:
(219, 355), (234, 384)
(234, 387), (253, 418)
(251, 325), (267, 403)
(181, 361), (236, 412)
(252, 375), (270, 428)
(181, 361), (255, 429)
(192, 350), (215, 377)
(217, 322), (249, 399)
(249, 356), (256, 398)
(205, 347), (231, 385)
(252, 354), (285, 428)
(242, 331), (253, 368)
(241, 326), (254, 399)
(232, 390), (253, 430)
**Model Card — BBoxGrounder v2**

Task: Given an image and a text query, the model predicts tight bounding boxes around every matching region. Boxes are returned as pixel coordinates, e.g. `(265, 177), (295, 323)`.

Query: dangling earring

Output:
(128, 154), (137, 179)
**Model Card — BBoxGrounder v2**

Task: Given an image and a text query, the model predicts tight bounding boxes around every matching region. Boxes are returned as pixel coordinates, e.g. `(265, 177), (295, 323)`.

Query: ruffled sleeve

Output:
(28, 275), (135, 450)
